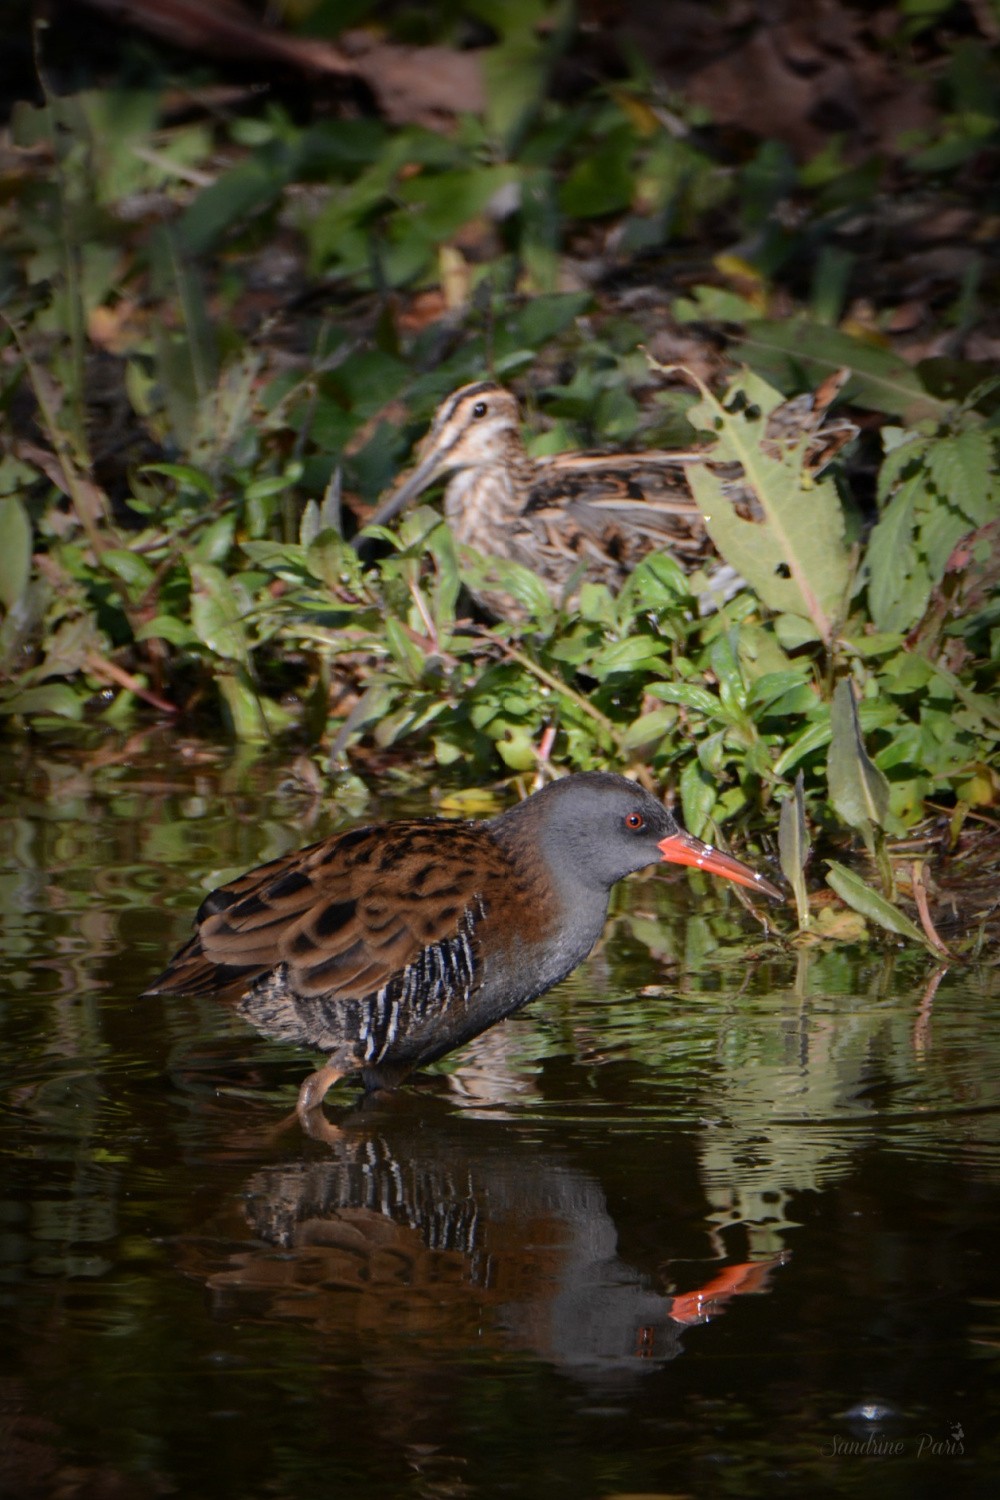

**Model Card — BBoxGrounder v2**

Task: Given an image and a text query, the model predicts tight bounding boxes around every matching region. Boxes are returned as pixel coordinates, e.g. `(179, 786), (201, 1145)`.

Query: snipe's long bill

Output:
(145, 773), (782, 1129)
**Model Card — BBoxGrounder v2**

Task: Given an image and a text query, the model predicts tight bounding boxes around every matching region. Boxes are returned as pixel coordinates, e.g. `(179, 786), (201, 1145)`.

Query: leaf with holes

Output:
(682, 371), (851, 644)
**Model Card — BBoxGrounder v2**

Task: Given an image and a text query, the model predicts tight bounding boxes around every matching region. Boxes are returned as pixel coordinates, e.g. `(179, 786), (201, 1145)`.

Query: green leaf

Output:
(748, 670), (815, 710)
(709, 633), (747, 714)
(191, 515), (237, 565)
(696, 728), (727, 774)
(621, 706), (678, 752)
(683, 371), (851, 642)
(648, 681), (722, 717)
(865, 475), (928, 632)
(397, 165), (521, 240)
(679, 758), (716, 837)
(920, 498), (978, 582)
(825, 860), (932, 947)
(135, 615), (197, 647)
(214, 665), (270, 741)
(503, 292), (592, 350)
(496, 725), (538, 771)
(773, 613), (823, 650)
(481, 31), (549, 146)
(778, 770), (811, 930)
(142, 462), (217, 499)
(459, 550), (555, 624)
(178, 156), (284, 255)
(926, 428), (997, 525)
(827, 679), (890, 834)
(589, 635), (668, 679)
(102, 548), (155, 589)
(559, 127), (635, 218)
(0, 497), (32, 609)
(739, 319), (949, 419)
(299, 499), (321, 549)
(0, 683), (83, 719)
(928, 659), (1000, 732)
(773, 716), (835, 776)
(383, 618), (426, 681)
(189, 563), (250, 665)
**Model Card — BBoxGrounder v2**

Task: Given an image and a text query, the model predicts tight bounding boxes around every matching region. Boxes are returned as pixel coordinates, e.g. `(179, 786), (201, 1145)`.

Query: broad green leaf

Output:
(827, 679), (890, 833)
(876, 430), (927, 502)
(243, 539), (309, 577)
(683, 371), (851, 642)
(308, 532), (363, 591)
(675, 285), (762, 324)
(0, 497), (32, 609)
(880, 651), (935, 697)
(825, 860), (932, 947)
(36, 616), (102, 678)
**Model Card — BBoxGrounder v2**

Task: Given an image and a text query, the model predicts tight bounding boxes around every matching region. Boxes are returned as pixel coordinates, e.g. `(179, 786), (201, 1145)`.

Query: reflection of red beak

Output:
(658, 828), (783, 902)
(669, 1254), (788, 1326)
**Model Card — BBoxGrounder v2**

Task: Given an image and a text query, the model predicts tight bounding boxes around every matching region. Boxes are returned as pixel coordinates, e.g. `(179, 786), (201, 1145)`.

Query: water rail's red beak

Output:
(657, 829), (783, 901)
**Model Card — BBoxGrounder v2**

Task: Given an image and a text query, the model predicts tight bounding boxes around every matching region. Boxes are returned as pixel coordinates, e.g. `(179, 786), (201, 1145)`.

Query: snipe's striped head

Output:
(366, 381), (520, 530)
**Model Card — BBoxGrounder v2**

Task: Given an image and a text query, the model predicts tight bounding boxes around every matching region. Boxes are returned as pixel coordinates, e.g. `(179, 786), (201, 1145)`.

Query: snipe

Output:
(362, 375), (854, 617)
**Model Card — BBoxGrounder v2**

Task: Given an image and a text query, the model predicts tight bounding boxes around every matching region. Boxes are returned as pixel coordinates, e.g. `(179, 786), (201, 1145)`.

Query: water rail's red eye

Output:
(625, 811), (645, 830)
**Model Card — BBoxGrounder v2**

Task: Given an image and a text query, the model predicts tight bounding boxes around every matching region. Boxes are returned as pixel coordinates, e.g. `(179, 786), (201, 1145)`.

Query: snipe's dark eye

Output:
(471, 400), (488, 418)
(625, 811), (645, 831)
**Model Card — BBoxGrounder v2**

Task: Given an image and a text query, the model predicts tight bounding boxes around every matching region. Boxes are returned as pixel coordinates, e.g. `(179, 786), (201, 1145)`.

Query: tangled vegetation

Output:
(1, 0), (999, 945)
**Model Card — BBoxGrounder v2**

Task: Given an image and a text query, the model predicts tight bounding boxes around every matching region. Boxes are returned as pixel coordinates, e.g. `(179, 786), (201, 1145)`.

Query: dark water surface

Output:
(1, 741), (998, 1499)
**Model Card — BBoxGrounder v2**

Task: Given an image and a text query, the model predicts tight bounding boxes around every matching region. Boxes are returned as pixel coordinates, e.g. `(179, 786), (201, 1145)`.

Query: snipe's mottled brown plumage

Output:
(145, 773), (782, 1126)
(363, 376), (854, 616)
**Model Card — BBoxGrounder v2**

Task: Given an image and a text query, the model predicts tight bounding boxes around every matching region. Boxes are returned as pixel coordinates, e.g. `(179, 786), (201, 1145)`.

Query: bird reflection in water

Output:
(176, 1100), (787, 1387)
